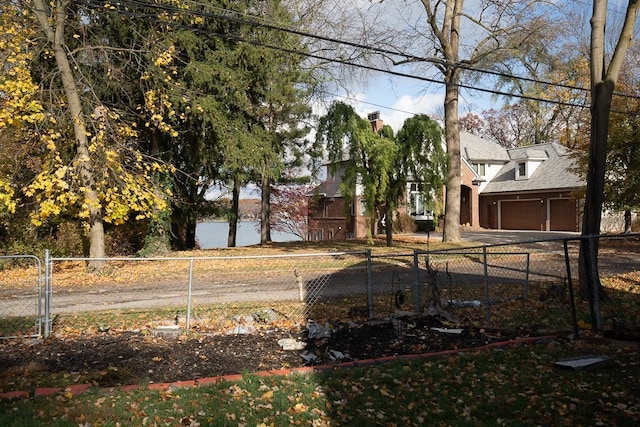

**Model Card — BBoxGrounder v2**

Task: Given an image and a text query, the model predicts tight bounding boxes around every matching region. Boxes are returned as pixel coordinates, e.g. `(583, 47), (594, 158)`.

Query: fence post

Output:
(186, 259), (194, 331)
(366, 249), (374, 319)
(563, 239), (580, 338)
(524, 253), (530, 300)
(35, 256), (43, 337)
(44, 250), (51, 338)
(413, 250), (421, 313)
(483, 246), (490, 324)
(589, 235), (602, 330)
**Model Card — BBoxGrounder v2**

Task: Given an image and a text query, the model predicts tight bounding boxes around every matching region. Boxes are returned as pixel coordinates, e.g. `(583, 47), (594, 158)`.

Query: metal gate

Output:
(0, 255), (44, 338)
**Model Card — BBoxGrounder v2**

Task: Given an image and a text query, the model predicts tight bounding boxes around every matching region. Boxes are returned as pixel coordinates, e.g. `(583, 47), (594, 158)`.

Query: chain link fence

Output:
(1, 234), (638, 338)
(0, 255), (43, 337)
(342, 234), (639, 338)
(413, 234), (638, 337)
(38, 251), (370, 335)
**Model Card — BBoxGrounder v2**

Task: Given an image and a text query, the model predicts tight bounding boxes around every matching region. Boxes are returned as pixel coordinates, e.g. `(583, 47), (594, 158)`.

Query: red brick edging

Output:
(0, 335), (556, 400)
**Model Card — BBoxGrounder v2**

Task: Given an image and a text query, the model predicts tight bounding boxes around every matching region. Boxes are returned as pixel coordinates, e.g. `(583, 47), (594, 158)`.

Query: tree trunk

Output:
(32, 0), (105, 269)
(624, 210), (632, 234)
(579, 80), (614, 298)
(260, 161), (272, 244)
(228, 178), (240, 247)
(385, 205), (393, 247)
(442, 71), (462, 242)
(170, 210), (197, 250)
(577, 0), (639, 321)
(185, 220), (196, 249)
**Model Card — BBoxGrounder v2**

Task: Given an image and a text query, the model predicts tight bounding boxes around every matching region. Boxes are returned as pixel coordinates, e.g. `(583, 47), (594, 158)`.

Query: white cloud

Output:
(311, 88), (445, 133)
(382, 94), (444, 131)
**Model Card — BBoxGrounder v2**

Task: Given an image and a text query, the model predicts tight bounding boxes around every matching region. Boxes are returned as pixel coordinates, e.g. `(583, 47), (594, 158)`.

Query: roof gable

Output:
(460, 132), (510, 163)
(482, 143), (584, 193)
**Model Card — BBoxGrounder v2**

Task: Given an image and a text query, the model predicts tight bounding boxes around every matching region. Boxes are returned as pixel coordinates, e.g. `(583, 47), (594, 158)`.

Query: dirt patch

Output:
(0, 315), (526, 390)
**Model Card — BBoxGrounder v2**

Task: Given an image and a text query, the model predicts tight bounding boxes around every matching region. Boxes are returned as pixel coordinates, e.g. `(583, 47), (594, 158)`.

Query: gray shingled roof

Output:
(510, 148), (548, 160)
(310, 175), (342, 198)
(311, 132), (584, 198)
(460, 132), (510, 162)
(482, 143), (584, 193)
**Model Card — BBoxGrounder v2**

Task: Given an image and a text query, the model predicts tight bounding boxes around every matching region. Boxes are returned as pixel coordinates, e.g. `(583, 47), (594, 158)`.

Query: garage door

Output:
(549, 199), (577, 231)
(500, 200), (543, 230)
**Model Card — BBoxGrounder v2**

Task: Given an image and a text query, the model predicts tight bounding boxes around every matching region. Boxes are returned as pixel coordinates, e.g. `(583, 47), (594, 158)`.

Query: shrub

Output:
(394, 212), (417, 233)
(53, 221), (85, 256)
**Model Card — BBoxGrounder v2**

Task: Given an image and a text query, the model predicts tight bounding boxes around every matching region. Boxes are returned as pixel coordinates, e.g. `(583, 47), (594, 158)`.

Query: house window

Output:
(517, 162), (527, 178)
(472, 163), (486, 176)
(409, 183), (423, 215)
(410, 190), (425, 216)
(408, 183), (434, 219)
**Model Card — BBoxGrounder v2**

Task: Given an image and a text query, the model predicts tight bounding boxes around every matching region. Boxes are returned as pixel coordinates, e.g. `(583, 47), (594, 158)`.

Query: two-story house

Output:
(308, 117), (585, 241)
(461, 133), (584, 231)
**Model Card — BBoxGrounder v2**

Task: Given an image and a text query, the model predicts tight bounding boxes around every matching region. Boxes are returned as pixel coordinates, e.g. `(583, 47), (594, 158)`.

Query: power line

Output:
(178, 0), (639, 101)
(323, 92), (428, 117)
(73, 0), (585, 107)
(73, 0), (639, 113)
(89, 0), (592, 93)
(568, 0), (632, 17)
(123, 0), (640, 101)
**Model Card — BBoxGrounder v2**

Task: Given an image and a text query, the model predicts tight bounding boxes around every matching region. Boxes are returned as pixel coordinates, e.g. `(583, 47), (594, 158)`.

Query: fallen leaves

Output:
(290, 402), (309, 413)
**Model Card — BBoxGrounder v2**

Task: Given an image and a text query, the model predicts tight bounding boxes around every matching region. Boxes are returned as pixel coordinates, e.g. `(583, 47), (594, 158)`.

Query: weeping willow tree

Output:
(315, 102), (446, 246)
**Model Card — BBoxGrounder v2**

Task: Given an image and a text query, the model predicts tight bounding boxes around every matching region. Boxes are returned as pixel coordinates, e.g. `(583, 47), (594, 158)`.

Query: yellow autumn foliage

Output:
(24, 105), (170, 227)
(0, 5), (45, 129)
(0, 179), (16, 215)
(2, 3), (177, 231)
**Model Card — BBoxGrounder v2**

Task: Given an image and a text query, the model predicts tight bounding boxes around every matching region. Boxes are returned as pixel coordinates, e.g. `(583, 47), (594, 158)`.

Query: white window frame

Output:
(472, 163), (486, 177)
(516, 162), (527, 180)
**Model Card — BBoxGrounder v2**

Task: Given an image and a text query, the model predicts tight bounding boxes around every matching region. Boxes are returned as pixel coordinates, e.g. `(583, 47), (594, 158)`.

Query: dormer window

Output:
(517, 162), (527, 179)
(513, 149), (547, 181)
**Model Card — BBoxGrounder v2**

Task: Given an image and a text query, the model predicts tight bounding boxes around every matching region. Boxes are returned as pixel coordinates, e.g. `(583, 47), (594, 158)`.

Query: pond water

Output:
(195, 221), (301, 249)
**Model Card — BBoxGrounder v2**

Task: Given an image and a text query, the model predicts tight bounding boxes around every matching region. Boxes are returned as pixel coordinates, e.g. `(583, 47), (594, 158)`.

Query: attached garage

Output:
(484, 195), (580, 232)
(464, 140), (584, 233)
(549, 198), (577, 231)
(499, 200), (544, 230)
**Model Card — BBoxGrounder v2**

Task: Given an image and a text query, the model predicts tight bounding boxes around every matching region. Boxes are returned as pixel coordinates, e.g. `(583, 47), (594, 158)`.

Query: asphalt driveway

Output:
(416, 229), (580, 245)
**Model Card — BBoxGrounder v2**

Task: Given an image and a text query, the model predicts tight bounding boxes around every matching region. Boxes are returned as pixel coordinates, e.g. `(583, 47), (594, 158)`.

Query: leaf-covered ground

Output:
(0, 314), (527, 393)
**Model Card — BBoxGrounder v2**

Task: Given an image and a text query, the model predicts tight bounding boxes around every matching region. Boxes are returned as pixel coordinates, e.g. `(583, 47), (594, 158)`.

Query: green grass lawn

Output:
(2, 237), (638, 425)
(2, 339), (638, 426)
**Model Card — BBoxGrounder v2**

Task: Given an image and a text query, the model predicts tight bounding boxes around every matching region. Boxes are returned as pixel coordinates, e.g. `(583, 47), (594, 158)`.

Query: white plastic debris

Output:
(301, 353), (318, 364)
(155, 325), (180, 330)
(431, 327), (464, 334)
(554, 355), (611, 370)
(328, 349), (346, 361)
(225, 324), (256, 335)
(253, 308), (278, 323)
(447, 299), (482, 308)
(307, 320), (331, 339)
(426, 305), (459, 323)
(278, 338), (306, 350)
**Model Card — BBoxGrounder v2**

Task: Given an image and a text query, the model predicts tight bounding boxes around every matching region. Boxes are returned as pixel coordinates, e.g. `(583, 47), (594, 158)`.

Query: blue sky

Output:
(317, 70), (498, 134)
(209, 0), (637, 199)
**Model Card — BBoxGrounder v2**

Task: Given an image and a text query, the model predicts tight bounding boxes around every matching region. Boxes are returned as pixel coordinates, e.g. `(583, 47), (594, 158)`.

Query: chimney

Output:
(368, 111), (383, 133)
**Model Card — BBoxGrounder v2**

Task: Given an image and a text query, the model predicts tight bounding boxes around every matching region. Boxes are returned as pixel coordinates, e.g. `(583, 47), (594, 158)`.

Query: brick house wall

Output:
(460, 162), (481, 229)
